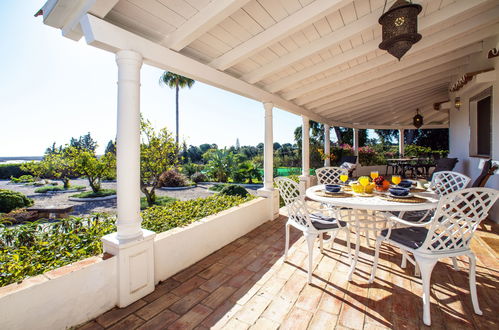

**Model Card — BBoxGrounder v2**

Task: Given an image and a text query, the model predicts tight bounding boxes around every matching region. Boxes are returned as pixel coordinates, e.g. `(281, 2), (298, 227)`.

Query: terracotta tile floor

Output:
(80, 215), (499, 330)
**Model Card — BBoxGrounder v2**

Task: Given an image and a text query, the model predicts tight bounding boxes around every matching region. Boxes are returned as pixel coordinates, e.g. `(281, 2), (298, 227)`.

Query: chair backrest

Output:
(432, 157), (458, 177)
(340, 155), (357, 164)
(274, 177), (312, 228)
(471, 159), (498, 187)
(316, 167), (348, 184)
(430, 171), (471, 196)
(420, 188), (499, 253)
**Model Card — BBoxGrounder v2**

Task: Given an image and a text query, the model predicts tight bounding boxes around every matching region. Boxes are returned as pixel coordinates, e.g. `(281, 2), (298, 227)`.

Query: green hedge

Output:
(0, 194), (253, 287)
(141, 194), (254, 233)
(0, 164), (29, 180)
(0, 190), (33, 213)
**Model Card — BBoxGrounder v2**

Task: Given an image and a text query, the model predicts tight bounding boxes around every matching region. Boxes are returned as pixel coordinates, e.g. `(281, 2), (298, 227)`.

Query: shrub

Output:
(0, 189), (33, 213)
(220, 184), (248, 197)
(208, 183), (230, 192)
(0, 214), (116, 287)
(140, 196), (176, 210)
(34, 185), (85, 193)
(71, 189), (116, 198)
(141, 194), (254, 232)
(0, 209), (39, 225)
(159, 169), (188, 187)
(0, 163), (29, 179)
(191, 172), (207, 183)
(10, 175), (35, 183)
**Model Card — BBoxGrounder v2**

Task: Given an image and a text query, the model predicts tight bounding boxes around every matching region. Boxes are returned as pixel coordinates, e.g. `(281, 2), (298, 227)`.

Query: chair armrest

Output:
(386, 214), (431, 227)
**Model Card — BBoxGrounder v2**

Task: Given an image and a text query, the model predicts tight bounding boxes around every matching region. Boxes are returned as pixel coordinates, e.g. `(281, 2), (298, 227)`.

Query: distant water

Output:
(0, 157), (42, 164)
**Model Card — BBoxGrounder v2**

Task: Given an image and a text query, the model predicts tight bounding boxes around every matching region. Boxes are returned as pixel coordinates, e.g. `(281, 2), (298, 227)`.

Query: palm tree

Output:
(159, 72), (195, 146)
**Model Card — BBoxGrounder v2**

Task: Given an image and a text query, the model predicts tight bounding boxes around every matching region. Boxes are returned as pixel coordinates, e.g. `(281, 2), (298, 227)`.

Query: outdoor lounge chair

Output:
(471, 159), (498, 187)
(275, 176), (350, 284)
(338, 155), (357, 177)
(369, 188), (499, 326)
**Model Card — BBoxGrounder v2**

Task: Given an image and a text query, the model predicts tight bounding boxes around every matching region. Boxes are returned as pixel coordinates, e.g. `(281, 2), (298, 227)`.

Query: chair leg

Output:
(330, 230), (338, 251)
(369, 236), (384, 283)
(467, 252), (483, 315)
(365, 230), (372, 248)
(451, 257), (460, 271)
(319, 232), (324, 254)
(304, 232), (317, 284)
(284, 223), (290, 260)
(345, 228), (352, 264)
(415, 256), (438, 326)
(348, 231), (361, 281)
(401, 252), (407, 269)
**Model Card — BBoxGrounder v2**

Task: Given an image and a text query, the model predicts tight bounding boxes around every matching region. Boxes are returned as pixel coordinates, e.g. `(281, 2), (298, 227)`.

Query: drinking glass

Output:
(392, 175), (402, 186)
(370, 171), (379, 180)
(340, 174), (349, 184)
(358, 176), (370, 193)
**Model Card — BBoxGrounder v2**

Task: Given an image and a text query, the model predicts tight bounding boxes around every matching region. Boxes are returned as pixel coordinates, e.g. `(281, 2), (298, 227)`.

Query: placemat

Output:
(316, 191), (353, 198)
(379, 195), (428, 203)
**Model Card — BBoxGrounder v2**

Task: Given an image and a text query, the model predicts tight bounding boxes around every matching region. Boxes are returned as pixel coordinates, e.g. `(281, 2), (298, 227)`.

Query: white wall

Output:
(154, 197), (270, 282)
(0, 257), (117, 330)
(449, 36), (499, 222)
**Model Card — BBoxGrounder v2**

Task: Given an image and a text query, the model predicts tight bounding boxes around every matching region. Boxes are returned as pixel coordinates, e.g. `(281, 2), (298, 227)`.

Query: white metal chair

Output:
(337, 209), (390, 281)
(369, 188), (499, 326)
(315, 166), (348, 185)
(430, 170), (471, 196)
(275, 176), (350, 284)
(402, 171), (471, 270)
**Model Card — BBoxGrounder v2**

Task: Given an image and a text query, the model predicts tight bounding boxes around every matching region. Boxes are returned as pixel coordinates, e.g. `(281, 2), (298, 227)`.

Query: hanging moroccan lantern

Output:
(413, 108), (423, 128)
(378, 0), (422, 60)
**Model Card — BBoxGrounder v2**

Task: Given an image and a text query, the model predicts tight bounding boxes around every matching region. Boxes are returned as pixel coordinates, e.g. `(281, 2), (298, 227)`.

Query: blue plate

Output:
(325, 184), (341, 193)
(397, 180), (413, 188)
(389, 187), (410, 196)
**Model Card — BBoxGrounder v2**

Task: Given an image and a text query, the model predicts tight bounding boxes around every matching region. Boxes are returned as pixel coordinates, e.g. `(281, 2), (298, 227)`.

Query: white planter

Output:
(159, 185), (196, 191)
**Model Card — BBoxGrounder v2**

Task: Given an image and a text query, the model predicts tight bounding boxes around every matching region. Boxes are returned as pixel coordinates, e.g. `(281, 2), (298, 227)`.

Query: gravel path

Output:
(0, 179), (261, 216)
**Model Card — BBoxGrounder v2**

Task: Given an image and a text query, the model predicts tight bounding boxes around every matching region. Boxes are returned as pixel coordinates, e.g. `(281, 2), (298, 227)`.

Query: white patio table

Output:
(305, 184), (439, 212)
(305, 184), (440, 280)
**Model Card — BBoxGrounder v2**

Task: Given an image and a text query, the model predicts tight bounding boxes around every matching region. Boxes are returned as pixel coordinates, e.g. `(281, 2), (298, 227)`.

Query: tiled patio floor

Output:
(79, 214), (499, 330)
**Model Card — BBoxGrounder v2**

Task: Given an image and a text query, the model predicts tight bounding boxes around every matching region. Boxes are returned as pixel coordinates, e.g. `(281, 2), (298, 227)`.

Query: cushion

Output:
(381, 227), (429, 249)
(340, 162), (356, 170)
(433, 158), (458, 174)
(310, 213), (346, 230)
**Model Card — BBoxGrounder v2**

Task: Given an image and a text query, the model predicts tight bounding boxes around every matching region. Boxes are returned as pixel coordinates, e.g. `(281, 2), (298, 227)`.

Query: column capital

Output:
(116, 50), (143, 65)
(263, 102), (274, 111)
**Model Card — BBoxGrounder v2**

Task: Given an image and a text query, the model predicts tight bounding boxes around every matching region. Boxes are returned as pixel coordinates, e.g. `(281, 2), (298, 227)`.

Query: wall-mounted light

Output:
(454, 97), (461, 110)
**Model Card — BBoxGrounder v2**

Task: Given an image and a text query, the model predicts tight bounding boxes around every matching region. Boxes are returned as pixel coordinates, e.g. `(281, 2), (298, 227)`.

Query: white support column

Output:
(257, 102), (279, 220)
(300, 116), (311, 191)
(353, 128), (359, 163)
(399, 129), (405, 157)
(102, 50), (155, 308)
(324, 124), (331, 167)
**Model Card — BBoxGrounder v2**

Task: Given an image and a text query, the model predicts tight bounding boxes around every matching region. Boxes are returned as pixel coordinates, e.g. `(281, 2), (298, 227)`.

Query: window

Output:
(469, 87), (492, 157)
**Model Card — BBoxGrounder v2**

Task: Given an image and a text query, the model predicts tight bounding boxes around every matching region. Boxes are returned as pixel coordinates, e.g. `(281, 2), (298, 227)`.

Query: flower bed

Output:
(0, 194), (254, 287)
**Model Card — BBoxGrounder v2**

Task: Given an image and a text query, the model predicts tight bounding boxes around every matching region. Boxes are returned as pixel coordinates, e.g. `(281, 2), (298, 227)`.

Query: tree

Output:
(70, 132), (97, 152)
(159, 72), (195, 146)
(66, 146), (115, 193)
(105, 140), (116, 155)
(43, 150), (77, 189)
(140, 118), (178, 206)
(203, 148), (236, 182)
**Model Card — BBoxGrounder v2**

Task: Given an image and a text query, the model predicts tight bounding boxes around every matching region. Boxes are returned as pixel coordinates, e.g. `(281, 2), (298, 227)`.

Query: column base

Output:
(257, 188), (280, 220)
(102, 229), (156, 308)
(299, 175), (311, 194)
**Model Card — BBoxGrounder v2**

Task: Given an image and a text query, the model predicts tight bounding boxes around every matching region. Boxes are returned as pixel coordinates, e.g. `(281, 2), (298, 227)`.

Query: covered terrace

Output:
(1, 0), (498, 329)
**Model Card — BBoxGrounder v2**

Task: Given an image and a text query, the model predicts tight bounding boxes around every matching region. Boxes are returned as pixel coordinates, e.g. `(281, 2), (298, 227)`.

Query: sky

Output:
(0, 1), (307, 157)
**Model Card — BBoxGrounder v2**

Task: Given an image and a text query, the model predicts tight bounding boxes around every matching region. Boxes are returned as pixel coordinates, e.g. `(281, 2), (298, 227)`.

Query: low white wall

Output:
(0, 256), (117, 330)
(154, 197), (270, 282)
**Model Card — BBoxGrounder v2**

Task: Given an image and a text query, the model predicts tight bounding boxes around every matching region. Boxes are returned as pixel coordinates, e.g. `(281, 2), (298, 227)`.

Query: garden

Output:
(0, 116), (449, 288)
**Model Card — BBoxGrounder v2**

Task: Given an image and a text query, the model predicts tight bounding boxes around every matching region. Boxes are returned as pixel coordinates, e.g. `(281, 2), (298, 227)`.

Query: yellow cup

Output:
(351, 183), (363, 194)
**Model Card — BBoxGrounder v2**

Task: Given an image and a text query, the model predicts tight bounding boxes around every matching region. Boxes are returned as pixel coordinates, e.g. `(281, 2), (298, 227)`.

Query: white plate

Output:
(389, 192), (413, 198)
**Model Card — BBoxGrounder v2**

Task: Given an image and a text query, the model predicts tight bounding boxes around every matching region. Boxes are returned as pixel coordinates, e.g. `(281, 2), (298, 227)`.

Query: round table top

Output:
(306, 184), (440, 212)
